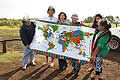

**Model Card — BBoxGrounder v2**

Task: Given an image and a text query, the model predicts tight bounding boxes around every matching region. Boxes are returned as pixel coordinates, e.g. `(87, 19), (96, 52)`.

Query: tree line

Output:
(0, 16), (119, 27)
(84, 16), (119, 23)
(0, 18), (22, 28)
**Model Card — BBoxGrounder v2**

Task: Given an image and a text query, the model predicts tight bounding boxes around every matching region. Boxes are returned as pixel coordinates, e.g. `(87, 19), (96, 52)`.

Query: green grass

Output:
(0, 51), (45, 64)
(0, 26), (22, 63)
(0, 26), (19, 30)
(0, 52), (22, 63)
(0, 26), (20, 39)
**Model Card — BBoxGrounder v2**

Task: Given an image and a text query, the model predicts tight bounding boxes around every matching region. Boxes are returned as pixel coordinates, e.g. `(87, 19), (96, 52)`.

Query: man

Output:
(70, 13), (81, 26)
(70, 13), (82, 76)
(42, 6), (58, 67)
(20, 16), (36, 70)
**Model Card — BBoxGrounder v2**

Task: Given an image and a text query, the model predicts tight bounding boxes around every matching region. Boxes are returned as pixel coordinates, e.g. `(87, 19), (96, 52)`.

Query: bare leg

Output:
(49, 57), (54, 67)
(46, 56), (49, 63)
(51, 57), (54, 63)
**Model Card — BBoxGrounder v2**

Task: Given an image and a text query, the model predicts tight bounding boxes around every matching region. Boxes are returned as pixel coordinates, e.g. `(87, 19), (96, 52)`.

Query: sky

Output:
(0, 0), (120, 20)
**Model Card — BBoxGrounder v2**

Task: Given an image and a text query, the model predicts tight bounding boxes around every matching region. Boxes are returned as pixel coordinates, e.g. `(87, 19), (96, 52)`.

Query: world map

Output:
(30, 21), (95, 61)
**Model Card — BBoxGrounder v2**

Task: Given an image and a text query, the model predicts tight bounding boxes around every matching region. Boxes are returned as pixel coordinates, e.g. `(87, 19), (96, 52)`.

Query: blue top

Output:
(20, 22), (36, 46)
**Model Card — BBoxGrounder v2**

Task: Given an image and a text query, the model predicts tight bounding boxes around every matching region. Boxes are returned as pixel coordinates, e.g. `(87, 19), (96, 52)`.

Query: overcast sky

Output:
(0, 0), (120, 20)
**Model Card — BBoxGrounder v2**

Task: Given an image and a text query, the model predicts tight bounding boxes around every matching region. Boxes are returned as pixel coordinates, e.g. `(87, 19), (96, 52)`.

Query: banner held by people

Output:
(30, 21), (95, 64)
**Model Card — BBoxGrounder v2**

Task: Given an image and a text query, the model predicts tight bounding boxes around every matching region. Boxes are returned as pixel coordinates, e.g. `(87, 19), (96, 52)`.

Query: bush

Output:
(0, 18), (22, 28)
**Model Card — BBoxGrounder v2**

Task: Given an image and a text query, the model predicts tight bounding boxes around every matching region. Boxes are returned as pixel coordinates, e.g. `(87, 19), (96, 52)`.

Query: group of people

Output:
(20, 6), (112, 80)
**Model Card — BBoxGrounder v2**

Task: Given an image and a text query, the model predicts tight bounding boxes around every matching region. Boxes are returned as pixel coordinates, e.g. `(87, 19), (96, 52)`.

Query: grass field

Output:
(0, 26), (20, 40)
(0, 26), (22, 52)
(0, 51), (22, 63)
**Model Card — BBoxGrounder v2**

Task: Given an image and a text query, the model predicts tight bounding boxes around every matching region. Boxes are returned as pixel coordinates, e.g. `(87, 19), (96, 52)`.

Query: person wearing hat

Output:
(69, 13), (81, 26)
(20, 16), (36, 70)
(42, 6), (58, 23)
(69, 13), (82, 76)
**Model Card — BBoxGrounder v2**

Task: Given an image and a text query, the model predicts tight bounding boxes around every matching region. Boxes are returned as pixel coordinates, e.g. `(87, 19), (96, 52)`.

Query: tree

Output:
(105, 15), (114, 22)
(115, 16), (119, 19)
(114, 16), (120, 27)
(84, 16), (93, 23)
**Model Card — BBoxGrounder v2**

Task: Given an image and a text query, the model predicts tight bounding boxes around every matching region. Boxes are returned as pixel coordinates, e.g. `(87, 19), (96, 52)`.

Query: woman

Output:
(91, 14), (103, 32)
(90, 19), (111, 80)
(88, 14), (103, 72)
(57, 12), (68, 70)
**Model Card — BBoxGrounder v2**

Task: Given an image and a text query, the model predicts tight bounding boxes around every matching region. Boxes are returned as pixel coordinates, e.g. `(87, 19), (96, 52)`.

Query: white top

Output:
(42, 16), (58, 23)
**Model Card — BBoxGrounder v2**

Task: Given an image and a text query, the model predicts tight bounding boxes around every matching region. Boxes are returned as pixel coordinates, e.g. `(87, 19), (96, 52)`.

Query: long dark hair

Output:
(98, 19), (111, 30)
(91, 19), (112, 52)
(92, 14), (103, 28)
(58, 12), (67, 20)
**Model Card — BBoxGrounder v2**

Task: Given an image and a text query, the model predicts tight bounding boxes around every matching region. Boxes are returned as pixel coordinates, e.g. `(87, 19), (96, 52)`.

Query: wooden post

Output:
(0, 39), (21, 53)
(2, 41), (7, 53)
(116, 23), (118, 28)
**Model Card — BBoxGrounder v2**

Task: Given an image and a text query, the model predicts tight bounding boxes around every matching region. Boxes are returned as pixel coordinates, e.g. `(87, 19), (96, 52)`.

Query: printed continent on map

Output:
(38, 24), (58, 51)
(58, 30), (93, 52)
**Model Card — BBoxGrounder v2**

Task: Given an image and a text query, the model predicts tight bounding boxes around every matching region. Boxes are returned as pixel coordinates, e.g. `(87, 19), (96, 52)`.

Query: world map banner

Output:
(30, 21), (95, 63)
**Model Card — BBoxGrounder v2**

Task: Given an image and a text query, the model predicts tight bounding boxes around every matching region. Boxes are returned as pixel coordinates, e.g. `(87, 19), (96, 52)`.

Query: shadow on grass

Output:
(61, 70), (92, 80)
(60, 71), (74, 80)
(19, 64), (47, 80)
(82, 72), (92, 80)
(0, 67), (21, 80)
(60, 70), (79, 80)
(25, 65), (49, 80)
(69, 75), (79, 80)
(42, 69), (64, 80)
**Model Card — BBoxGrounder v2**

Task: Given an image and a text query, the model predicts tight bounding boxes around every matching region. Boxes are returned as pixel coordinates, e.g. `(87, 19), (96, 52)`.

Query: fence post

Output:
(2, 41), (7, 53)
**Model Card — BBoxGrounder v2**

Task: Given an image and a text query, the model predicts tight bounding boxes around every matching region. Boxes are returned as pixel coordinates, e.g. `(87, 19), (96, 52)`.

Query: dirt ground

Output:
(0, 51), (120, 80)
